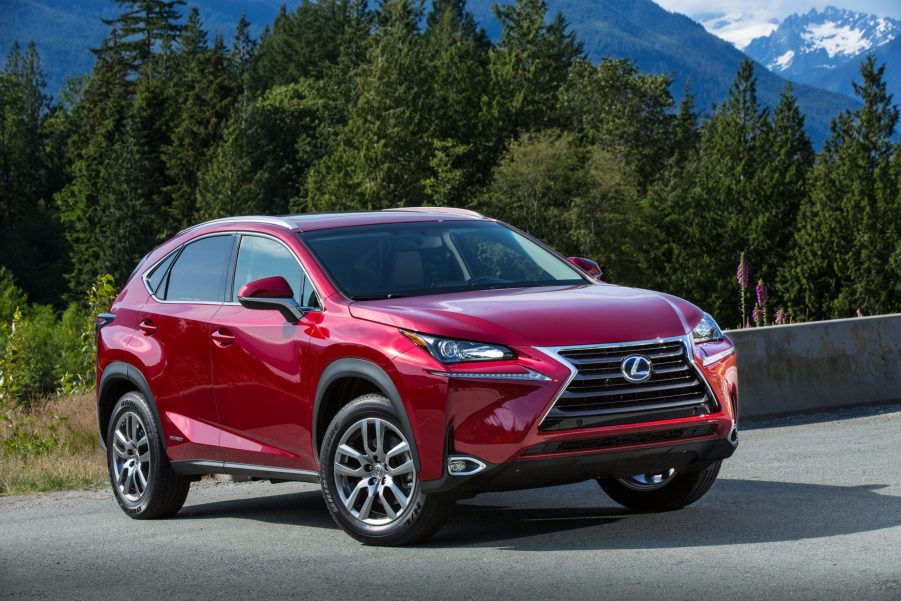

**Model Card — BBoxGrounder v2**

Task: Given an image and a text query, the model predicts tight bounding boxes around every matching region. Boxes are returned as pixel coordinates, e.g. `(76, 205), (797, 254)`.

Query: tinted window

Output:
(300, 221), (584, 300)
(165, 235), (234, 302)
(233, 235), (316, 306)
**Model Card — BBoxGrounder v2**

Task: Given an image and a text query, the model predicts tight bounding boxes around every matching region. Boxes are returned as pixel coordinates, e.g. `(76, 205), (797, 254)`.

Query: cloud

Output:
(699, 13), (780, 49)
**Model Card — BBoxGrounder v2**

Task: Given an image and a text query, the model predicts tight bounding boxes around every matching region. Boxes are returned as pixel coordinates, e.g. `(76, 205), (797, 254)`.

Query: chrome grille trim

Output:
(534, 336), (717, 431)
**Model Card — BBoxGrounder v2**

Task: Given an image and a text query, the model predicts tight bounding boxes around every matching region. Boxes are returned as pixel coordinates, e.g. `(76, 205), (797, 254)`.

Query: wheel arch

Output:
(97, 361), (164, 451)
(312, 358), (420, 472)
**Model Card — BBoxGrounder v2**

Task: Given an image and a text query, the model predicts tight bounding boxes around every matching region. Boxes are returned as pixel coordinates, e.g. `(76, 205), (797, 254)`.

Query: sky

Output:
(655, 1), (901, 48)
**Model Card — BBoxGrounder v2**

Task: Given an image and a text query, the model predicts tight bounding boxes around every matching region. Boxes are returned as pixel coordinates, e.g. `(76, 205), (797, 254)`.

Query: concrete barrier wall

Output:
(725, 314), (901, 419)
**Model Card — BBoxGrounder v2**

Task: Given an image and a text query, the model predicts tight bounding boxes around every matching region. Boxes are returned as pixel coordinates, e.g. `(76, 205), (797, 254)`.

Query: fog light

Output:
(447, 456), (487, 476)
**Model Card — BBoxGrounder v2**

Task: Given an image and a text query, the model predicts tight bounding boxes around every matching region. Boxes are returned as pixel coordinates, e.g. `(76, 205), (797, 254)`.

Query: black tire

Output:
(106, 391), (190, 519)
(598, 461), (722, 512)
(319, 394), (453, 546)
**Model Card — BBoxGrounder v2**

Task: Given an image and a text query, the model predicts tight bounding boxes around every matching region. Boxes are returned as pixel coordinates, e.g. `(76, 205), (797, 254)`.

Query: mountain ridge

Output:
(1, 0), (858, 145)
(740, 5), (901, 104)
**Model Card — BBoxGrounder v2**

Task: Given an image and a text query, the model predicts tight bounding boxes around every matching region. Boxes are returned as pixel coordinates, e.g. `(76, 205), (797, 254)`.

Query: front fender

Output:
(312, 358), (421, 473)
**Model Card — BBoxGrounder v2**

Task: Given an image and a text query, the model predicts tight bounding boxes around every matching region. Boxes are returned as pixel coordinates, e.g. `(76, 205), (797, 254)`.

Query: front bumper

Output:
(393, 336), (739, 485)
(422, 435), (738, 496)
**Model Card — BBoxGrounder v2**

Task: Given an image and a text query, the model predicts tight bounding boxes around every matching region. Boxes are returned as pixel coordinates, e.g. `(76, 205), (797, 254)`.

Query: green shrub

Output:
(0, 267), (27, 324)
(0, 273), (115, 406)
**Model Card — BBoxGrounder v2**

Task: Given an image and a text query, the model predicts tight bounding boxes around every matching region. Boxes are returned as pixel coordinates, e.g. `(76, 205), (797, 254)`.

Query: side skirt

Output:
(171, 460), (320, 484)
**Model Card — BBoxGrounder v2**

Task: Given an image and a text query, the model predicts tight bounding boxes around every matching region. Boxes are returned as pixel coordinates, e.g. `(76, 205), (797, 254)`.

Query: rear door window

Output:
(164, 235), (234, 302)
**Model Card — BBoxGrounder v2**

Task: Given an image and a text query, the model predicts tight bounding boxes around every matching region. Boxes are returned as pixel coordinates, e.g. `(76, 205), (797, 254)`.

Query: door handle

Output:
(212, 329), (236, 348)
(138, 319), (157, 336)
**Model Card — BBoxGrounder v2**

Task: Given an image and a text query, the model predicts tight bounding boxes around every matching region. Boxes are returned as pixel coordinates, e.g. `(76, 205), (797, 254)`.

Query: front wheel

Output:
(597, 461), (721, 512)
(319, 394), (452, 546)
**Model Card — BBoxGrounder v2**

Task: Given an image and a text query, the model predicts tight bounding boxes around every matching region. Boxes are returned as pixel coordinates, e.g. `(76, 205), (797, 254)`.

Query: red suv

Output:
(96, 208), (738, 545)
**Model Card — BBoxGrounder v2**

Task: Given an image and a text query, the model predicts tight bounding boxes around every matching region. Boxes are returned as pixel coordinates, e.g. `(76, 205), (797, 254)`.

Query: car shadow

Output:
(174, 478), (901, 551)
(177, 487), (339, 530)
(427, 478), (901, 550)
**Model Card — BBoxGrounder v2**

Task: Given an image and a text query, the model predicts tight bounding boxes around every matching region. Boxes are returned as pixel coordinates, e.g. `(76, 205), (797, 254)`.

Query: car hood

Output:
(348, 284), (703, 347)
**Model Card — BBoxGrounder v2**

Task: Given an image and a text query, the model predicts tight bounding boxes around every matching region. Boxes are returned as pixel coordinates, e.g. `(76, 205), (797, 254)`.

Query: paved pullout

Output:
(2, 406), (900, 601)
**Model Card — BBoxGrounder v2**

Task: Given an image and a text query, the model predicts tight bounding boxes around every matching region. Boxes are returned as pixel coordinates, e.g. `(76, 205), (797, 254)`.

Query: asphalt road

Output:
(2, 406), (901, 601)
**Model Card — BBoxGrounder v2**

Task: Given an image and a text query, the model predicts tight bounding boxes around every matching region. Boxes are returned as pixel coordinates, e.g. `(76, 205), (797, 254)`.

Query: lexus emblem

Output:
(621, 355), (652, 383)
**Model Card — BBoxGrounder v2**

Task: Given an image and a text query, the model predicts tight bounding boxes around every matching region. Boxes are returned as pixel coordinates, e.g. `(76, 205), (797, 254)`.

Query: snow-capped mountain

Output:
(744, 6), (900, 80)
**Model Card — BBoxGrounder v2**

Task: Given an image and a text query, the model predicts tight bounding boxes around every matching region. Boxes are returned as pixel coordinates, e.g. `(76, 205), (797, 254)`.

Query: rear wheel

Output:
(597, 461), (721, 512)
(106, 391), (190, 519)
(319, 394), (452, 546)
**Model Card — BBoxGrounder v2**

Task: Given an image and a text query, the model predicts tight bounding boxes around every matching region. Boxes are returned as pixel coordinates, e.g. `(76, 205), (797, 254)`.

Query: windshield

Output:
(299, 220), (586, 300)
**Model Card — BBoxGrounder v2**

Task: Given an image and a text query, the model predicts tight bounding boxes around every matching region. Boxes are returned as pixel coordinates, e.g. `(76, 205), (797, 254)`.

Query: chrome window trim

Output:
(532, 335), (720, 429)
(141, 232), (235, 304)
(141, 231), (323, 311)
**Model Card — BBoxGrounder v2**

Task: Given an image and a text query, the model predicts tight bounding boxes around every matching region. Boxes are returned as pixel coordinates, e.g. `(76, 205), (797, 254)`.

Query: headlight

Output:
(692, 313), (724, 344)
(402, 331), (515, 363)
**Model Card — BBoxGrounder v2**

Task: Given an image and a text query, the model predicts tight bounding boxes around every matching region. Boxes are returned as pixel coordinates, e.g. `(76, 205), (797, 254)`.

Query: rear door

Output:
(210, 233), (320, 470)
(138, 234), (235, 463)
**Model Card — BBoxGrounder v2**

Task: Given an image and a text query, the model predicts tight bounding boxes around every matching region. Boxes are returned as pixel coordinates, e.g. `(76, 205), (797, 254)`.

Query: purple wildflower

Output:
(752, 304), (760, 326)
(737, 254), (748, 289)
(756, 280), (768, 307)
(775, 309), (786, 325)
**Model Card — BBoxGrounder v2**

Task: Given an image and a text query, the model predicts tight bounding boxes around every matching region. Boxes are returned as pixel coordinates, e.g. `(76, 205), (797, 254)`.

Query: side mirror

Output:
(567, 257), (603, 279)
(237, 276), (305, 323)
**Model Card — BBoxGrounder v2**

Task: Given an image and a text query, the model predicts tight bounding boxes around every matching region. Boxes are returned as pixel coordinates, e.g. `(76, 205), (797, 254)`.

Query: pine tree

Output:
(488, 0), (582, 138)
(253, 0), (372, 89)
(785, 56), (900, 318)
(162, 28), (236, 234)
(0, 42), (70, 307)
(101, 0), (185, 79)
(422, 0), (491, 205)
(232, 14), (256, 98)
(0, 42), (50, 227)
(196, 80), (335, 219)
(557, 58), (675, 191)
(56, 64), (132, 292)
(654, 60), (809, 325)
(306, 0), (433, 211)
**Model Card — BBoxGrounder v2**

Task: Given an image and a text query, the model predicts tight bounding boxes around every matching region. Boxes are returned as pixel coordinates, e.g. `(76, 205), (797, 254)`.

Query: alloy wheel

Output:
(333, 417), (416, 526)
(111, 411), (151, 503)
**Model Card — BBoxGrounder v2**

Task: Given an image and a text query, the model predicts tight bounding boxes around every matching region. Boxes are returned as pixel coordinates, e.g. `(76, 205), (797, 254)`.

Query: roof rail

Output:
(176, 215), (296, 237)
(383, 207), (485, 219)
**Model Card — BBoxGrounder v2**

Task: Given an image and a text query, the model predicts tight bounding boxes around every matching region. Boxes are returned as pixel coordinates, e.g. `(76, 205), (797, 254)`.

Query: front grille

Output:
(539, 339), (716, 431)
(522, 425), (717, 455)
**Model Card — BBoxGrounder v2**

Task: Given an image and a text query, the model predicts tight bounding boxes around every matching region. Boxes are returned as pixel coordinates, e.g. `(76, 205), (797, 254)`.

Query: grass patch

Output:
(0, 393), (106, 495)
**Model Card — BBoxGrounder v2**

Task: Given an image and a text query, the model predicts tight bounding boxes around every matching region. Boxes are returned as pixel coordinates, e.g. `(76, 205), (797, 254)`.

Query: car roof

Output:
(178, 208), (488, 236)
